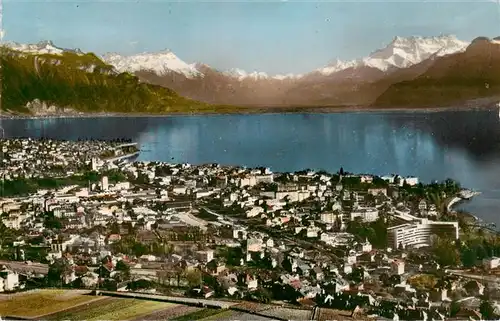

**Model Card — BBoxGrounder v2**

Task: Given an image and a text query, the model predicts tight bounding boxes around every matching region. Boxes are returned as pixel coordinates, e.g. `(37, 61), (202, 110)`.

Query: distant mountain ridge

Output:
(5, 35), (500, 110)
(0, 45), (238, 115)
(373, 36), (500, 107)
(4, 35), (469, 80)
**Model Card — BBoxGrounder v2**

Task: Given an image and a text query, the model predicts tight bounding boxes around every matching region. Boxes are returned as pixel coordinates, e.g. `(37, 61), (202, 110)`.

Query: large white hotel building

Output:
(387, 213), (459, 249)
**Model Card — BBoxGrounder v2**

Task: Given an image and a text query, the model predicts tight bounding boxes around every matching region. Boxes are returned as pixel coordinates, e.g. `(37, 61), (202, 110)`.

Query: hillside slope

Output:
(0, 47), (238, 115)
(373, 37), (500, 107)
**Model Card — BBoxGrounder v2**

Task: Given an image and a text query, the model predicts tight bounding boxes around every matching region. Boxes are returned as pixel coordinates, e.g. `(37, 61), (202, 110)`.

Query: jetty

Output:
(447, 189), (481, 212)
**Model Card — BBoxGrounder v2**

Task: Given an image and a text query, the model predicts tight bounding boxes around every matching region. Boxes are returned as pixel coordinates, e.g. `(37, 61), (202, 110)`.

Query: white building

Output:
(483, 257), (500, 270)
(345, 252), (357, 265)
(402, 177), (419, 186)
(255, 175), (274, 184)
(196, 250), (214, 263)
(392, 260), (405, 275)
(239, 176), (257, 187)
(101, 176), (109, 191)
(387, 219), (459, 249)
(91, 157), (99, 171)
(320, 212), (336, 224)
(0, 267), (19, 291)
(350, 208), (379, 222)
(360, 239), (372, 253)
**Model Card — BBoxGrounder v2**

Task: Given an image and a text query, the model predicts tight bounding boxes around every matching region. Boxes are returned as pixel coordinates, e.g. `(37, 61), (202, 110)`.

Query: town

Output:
(0, 138), (499, 321)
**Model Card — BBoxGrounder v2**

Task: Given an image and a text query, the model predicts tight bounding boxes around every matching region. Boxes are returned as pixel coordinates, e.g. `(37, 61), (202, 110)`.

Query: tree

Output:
(115, 260), (130, 280)
(248, 287), (272, 303)
(44, 211), (63, 230)
(282, 256), (293, 273)
(432, 237), (461, 267)
(185, 269), (202, 287)
(333, 215), (342, 232)
(348, 267), (365, 283)
(127, 279), (154, 291)
(460, 247), (477, 268)
(480, 299), (497, 320)
(449, 300), (461, 317)
(0, 222), (14, 251)
(379, 273), (390, 287)
(47, 259), (70, 287)
(109, 222), (120, 234)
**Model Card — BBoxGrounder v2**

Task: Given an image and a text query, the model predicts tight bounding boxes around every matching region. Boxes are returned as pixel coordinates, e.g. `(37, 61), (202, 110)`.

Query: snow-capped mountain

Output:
(102, 50), (203, 79)
(273, 73), (303, 80)
(223, 68), (267, 81)
(316, 58), (359, 76)
(222, 68), (301, 81)
(3, 35), (470, 82)
(3, 40), (83, 55)
(316, 35), (469, 76)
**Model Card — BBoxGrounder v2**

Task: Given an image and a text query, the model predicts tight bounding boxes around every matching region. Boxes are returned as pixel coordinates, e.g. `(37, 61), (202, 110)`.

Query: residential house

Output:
(206, 260), (226, 276)
(311, 266), (325, 281)
(464, 280), (485, 296)
(0, 266), (19, 291)
(483, 257), (500, 270)
(391, 260), (405, 275)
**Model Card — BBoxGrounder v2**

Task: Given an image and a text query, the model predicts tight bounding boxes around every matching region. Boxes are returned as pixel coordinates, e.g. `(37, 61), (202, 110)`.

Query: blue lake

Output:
(1, 110), (499, 224)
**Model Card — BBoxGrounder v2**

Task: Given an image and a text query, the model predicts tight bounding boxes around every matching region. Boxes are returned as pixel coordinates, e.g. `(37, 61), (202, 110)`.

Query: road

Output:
(0, 260), (49, 275)
(446, 269), (500, 283)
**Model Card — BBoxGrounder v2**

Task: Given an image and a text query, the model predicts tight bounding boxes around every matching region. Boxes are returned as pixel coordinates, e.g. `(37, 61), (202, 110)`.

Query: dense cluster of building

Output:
(0, 138), (497, 320)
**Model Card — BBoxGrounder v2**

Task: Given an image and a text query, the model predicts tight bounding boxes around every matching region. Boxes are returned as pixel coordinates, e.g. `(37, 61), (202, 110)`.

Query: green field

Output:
(171, 308), (227, 321)
(46, 297), (176, 321)
(0, 289), (101, 318)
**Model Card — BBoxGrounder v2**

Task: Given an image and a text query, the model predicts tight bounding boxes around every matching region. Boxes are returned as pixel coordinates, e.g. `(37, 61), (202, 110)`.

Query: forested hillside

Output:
(0, 47), (238, 114)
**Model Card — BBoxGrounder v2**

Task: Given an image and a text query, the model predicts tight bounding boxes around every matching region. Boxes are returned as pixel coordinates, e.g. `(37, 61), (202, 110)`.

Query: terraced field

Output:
(233, 302), (312, 320)
(0, 289), (315, 321)
(131, 305), (203, 321)
(0, 289), (102, 318)
(45, 297), (175, 321)
(202, 310), (278, 320)
(170, 308), (227, 321)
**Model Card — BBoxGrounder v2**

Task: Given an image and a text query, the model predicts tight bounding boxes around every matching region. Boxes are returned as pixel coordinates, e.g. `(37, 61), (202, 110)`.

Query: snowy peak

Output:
(366, 34), (469, 70)
(101, 50), (203, 79)
(3, 40), (84, 56)
(5, 35), (470, 82)
(273, 73), (303, 80)
(315, 35), (469, 75)
(223, 68), (301, 81)
(4, 40), (66, 55)
(317, 58), (359, 76)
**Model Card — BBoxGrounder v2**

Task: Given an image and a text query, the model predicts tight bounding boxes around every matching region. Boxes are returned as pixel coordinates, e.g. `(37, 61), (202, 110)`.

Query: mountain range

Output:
(3, 35), (500, 113)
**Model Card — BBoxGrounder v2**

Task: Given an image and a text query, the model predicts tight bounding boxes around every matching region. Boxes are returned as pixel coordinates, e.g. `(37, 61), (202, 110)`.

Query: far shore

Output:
(0, 103), (497, 119)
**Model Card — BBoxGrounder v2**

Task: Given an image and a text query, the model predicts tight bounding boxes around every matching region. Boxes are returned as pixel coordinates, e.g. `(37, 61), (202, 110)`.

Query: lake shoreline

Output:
(0, 104), (496, 119)
(446, 192), (482, 223)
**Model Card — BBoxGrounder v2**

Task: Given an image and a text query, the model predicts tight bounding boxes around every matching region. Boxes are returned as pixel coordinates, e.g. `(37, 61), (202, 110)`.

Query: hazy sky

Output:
(3, 0), (500, 74)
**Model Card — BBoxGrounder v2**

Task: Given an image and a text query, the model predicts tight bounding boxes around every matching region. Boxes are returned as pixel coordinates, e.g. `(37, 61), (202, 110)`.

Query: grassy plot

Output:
(201, 310), (277, 321)
(0, 289), (100, 318)
(171, 308), (226, 321)
(46, 297), (175, 321)
(131, 305), (202, 321)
